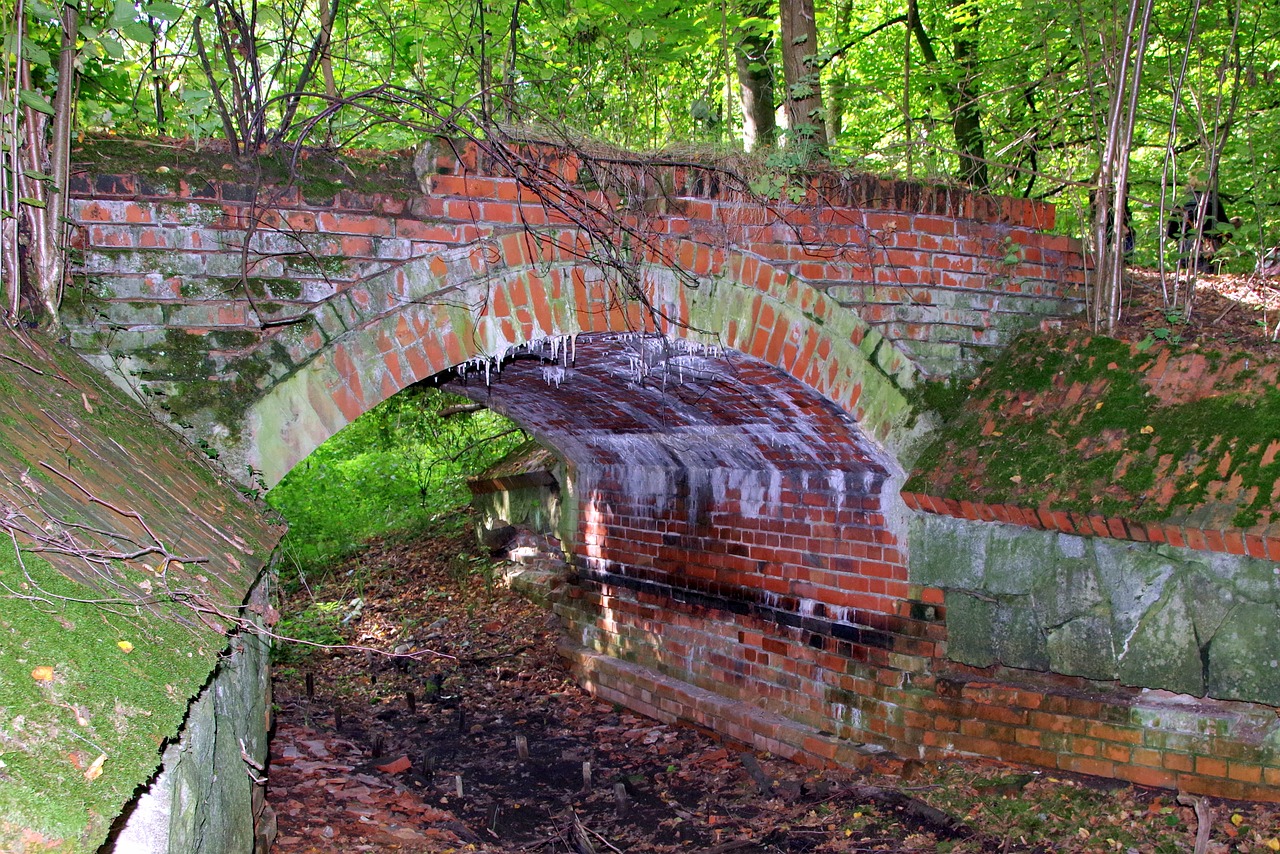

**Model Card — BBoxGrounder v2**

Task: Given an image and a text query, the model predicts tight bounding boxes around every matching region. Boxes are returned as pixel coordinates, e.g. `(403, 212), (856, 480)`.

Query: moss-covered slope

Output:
(907, 333), (1280, 534)
(0, 328), (282, 852)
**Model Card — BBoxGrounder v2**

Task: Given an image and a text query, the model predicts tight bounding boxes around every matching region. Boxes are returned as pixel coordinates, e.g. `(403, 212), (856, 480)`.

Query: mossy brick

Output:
(162, 303), (246, 327)
(858, 327), (884, 359)
(1204, 602), (1280, 705)
(102, 301), (167, 327)
(1117, 580), (1205, 696)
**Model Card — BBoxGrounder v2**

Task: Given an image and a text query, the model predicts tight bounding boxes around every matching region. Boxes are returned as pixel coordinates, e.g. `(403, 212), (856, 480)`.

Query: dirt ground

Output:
(263, 519), (1280, 854)
(1081, 267), (1280, 354)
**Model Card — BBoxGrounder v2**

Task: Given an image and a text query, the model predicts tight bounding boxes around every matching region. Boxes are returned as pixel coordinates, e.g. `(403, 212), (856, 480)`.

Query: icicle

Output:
(542, 365), (566, 387)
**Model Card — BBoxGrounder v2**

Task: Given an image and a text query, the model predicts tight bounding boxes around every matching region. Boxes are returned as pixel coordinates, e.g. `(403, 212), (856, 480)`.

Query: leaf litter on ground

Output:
(265, 519), (1280, 853)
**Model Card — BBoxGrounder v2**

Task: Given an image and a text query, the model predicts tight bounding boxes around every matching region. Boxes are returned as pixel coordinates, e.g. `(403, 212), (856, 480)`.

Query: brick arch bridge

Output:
(70, 143), (1280, 800)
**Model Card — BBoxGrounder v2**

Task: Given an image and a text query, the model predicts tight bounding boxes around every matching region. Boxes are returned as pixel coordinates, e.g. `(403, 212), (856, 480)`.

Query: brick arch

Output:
(246, 232), (918, 487)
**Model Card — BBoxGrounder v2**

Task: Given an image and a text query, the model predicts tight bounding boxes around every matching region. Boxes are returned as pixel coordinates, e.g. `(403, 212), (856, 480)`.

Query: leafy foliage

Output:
(266, 384), (525, 573)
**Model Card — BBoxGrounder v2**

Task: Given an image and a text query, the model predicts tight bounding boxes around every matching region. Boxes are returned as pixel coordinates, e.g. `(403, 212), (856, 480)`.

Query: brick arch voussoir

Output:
(245, 237), (918, 486)
(651, 243), (918, 447)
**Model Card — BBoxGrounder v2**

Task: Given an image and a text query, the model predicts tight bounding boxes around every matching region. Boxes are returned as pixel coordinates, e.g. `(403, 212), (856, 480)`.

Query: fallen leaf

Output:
(117, 641), (134, 653)
(84, 753), (106, 782)
(375, 755), (411, 774)
(31, 666), (54, 681)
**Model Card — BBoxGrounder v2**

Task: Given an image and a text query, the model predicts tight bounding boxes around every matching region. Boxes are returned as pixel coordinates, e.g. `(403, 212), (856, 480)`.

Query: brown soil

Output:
(264, 522), (1280, 853)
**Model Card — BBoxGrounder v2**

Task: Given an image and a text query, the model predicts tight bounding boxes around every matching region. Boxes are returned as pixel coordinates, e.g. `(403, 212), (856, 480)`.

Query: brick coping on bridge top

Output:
(901, 490), (1280, 562)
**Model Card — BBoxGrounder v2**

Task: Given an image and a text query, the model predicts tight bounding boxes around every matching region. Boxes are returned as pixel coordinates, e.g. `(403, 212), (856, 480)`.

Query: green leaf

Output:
(21, 38), (52, 67)
(627, 29), (643, 49)
(111, 0), (137, 27)
(18, 197), (47, 208)
(98, 36), (125, 60)
(28, 0), (58, 23)
(142, 2), (184, 22)
(121, 21), (156, 43)
(22, 170), (54, 182)
(19, 89), (55, 116)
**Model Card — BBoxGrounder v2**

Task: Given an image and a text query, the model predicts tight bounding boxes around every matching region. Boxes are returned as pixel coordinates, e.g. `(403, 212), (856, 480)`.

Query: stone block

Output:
(908, 515), (987, 588)
(1118, 580), (1205, 697)
(992, 598), (1050, 670)
(1031, 557), (1104, 628)
(983, 525), (1055, 595)
(942, 590), (997, 667)
(1093, 540), (1176, 653)
(1045, 614), (1115, 680)
(1205, 602), (1280, 705)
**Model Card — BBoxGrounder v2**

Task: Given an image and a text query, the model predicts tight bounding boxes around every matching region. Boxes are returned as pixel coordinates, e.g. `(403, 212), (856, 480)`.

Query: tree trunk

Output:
(949, 0), (987, 188)
(734, 0), (777, 150)
(906, 0), (987, 188)
(778, 0), (827, 148)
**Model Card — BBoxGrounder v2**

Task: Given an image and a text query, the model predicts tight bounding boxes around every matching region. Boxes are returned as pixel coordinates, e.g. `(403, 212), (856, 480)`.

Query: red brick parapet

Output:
(901, 490), (1280, 561)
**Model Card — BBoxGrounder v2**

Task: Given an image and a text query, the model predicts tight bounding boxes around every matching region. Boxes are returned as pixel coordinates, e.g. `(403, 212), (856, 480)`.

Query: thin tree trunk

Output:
(735, 0), (777, 150)
(1092, 0), (1156, 333)
(906, 0), (986, 187)
(502, 0), (521, 122)
(193, 15), (241, 155)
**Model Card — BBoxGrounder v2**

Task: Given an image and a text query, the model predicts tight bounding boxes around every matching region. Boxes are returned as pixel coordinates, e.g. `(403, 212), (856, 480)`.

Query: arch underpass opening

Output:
(442, 333), (912, 755)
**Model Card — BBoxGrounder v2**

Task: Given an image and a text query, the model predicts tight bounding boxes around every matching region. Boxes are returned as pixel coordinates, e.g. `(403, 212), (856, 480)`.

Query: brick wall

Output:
(455, 335), (1280, 803)
(552, 572), (1280, 803)
(67, 139), (1084, 382)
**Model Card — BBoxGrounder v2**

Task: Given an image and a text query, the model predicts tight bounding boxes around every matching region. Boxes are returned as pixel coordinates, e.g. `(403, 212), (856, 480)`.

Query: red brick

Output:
(1116, 764), (1178, 790)
(1203, 529), (1226, 552)
(1194, 755), (1228, 778)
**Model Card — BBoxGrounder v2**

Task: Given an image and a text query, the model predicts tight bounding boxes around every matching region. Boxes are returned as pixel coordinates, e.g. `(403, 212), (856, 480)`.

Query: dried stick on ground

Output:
(839, 785), (974, 840)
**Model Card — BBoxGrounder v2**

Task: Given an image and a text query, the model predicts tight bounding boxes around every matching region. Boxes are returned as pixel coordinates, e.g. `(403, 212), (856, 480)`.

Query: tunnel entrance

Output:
(445, 331), (902, 621)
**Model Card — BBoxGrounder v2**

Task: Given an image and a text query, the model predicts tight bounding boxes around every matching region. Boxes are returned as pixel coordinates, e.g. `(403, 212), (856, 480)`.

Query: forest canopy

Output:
(3, 0), (1279, 329)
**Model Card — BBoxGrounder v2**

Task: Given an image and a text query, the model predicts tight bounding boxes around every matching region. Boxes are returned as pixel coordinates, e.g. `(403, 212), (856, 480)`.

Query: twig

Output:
(0, 352), (44, 374)
(1177, 793), (1214, 854)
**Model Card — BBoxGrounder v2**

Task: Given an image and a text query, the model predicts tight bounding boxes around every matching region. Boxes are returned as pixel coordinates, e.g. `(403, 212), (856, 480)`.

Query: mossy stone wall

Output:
(911, 513), (1280, 705)
(107, 576), (274, 854)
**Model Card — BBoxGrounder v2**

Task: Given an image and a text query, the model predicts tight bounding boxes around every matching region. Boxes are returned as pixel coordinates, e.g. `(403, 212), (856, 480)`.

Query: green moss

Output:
(286, 256), (349, 278)
(907, 377), (970, 424)
(71, 136), (419, 199)
(0, 547), (219, 852)
(908, 333), (1280, 527)
(134, 330), (283, 438)
(209, 330), (260, 350)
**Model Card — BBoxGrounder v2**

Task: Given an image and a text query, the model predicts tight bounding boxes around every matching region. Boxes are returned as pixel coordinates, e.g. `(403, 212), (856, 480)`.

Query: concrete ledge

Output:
(902, 490), (1280, 561)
